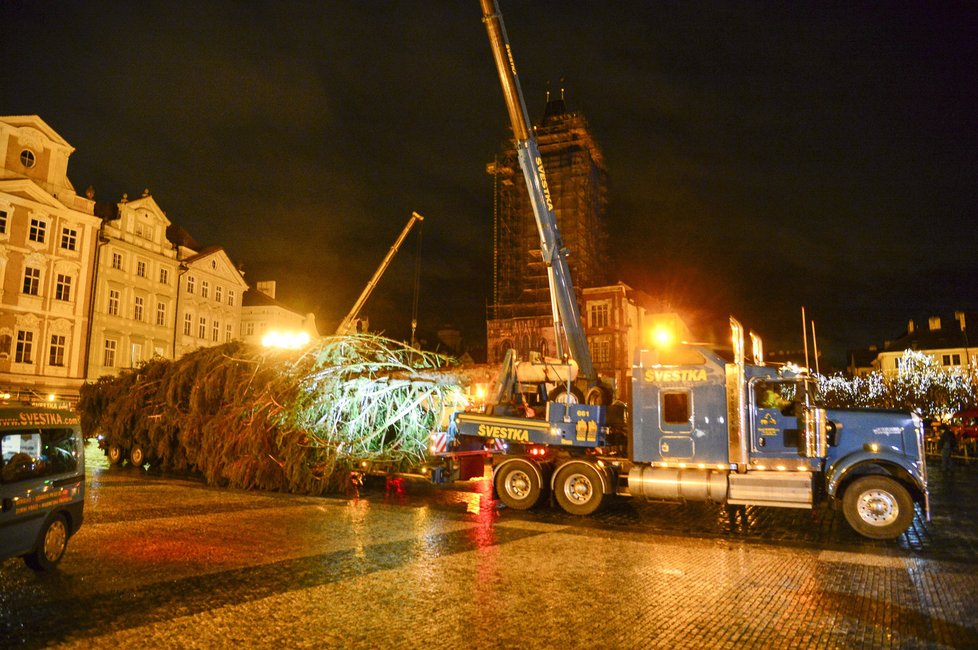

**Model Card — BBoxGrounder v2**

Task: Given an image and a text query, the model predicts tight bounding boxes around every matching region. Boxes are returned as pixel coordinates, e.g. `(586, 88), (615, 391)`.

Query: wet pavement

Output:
(1, 441), (976, 649)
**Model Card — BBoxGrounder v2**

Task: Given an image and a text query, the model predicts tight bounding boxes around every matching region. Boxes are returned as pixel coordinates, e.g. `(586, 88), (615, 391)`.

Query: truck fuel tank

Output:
(627, 465), (728, 503)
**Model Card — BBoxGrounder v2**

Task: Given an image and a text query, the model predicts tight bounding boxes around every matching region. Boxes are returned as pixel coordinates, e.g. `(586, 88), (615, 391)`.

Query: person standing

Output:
(939, 424), (956, 473)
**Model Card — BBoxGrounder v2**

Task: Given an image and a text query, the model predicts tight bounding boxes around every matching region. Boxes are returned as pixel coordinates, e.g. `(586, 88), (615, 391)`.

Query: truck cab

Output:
(0, 405), (85, 571)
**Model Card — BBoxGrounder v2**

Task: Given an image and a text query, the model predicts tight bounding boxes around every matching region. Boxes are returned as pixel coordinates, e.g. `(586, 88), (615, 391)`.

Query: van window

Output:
(1, 428), (79, 483)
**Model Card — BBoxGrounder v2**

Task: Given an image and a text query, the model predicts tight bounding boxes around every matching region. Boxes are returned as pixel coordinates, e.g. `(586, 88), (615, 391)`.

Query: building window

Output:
(133, 296), (144, 321)
(212, 320), (220, 342)
(228, 290), (235, 306)
(246, 322), (254, 336)
(225, 323), (233, 342)
(592, 339), (611, 364)
(55, 274), (72, 301)
(198, 317), (206, 339)
(0, 210), (7, 233)
(20, 149), (36, 168)
(136, 260), (147, 278)
(157, 302), (167, 327)
(108, 289), (120, 316)
(60, 227), (78, 251)
(103, 339), (117, 367)
(942, 354), (962, 366)
(187, 276), (196, 294)
(201, 280), (209, 299)
(22, 267), (41, 295)
(183, 312), (192, 336)
(111, 252), (123, 270)
(589, 303), (610, 328)
(160, 268), (169, 284)
(215, 285), (223, 303)
(0, 334), (10, 356)
(29, 218), (46, 243)
(15, 331), (34, 364)
(49, 335), (66, 367)
(131, 343), (142, 366)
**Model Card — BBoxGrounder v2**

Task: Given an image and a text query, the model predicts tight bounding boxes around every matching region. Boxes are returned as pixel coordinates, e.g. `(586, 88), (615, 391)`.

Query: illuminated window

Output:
(246, 322), (254, 336)
(15, 331), (34, 364)
(662, 391), (690, 424)
(29, 218), (46, 243)
(103, 339), (117, 367)
(108, 289), (120, 316)
(49, 335), (66, 367)
(55, 274), (72, 301)
(22, 267), (40, 295)
(60, 227), (78, 251)
(131, 343), (142, 366)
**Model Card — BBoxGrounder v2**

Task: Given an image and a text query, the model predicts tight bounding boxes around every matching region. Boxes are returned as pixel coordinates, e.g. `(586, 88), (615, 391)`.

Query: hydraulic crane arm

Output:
(335, 211), (424, 336)
(479, 0), (596, 382)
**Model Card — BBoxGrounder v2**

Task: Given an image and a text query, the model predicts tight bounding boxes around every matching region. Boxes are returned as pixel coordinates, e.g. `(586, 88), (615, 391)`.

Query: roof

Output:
(881, 312), (978, 353)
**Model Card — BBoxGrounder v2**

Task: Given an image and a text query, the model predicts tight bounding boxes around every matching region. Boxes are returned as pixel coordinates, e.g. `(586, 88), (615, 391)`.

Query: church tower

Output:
(486, 91), (610, 363)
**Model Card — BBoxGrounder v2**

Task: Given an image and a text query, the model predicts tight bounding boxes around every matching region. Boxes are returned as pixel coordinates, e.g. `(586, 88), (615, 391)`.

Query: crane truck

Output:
(425, 0), (929, 540)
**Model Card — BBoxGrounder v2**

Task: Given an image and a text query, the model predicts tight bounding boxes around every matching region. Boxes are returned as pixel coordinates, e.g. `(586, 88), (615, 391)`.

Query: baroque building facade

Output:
(0, 115), (101, 403)
(1, 114), (256, 403)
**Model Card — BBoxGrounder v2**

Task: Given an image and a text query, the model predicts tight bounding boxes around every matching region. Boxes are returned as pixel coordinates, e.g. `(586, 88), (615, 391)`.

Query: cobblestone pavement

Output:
(1, 442), (976, 649)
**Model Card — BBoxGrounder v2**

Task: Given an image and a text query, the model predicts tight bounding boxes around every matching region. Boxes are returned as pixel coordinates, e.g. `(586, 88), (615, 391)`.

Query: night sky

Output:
(3, 1), (976, 367)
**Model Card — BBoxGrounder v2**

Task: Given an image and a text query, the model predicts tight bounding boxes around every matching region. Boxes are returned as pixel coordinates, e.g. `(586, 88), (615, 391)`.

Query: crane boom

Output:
(479, 0), (596, 382)
(335, 211), (424, 336)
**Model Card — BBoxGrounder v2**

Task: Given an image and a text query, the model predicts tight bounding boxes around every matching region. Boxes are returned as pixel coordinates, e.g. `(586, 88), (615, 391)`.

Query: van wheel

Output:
(842, 475), (913, 540)
(129, 445), (146, 467)
(24, 514), (69, 571)
(107, 445), (125, 465)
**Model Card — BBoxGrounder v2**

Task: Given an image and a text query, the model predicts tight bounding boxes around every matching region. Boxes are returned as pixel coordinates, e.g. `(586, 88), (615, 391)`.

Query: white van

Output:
(0, 406), (85, 571)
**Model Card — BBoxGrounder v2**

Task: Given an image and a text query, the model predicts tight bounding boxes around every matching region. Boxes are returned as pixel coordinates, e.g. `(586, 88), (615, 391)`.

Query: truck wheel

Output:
(24, 514), (69, 571)
(585, 386), (611, 406)
(129, 445), (146, 467)
(549, 385), (584, 404)
(107, 445), (125, 465)
(553, 463), (604, 516)
(495, 460), (543, 510)
(842, 475), (914, 540)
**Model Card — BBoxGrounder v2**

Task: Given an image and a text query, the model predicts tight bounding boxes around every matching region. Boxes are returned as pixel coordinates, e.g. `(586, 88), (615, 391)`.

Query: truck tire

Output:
(549, 385), (584, 404)
(129, 445), (146, 467)
(24, 513), (69, 571)
(842, 475), (914, 540)
(494, 460), (543, 510)
(107, 444), (125, 465)
(553, 462), (604, 516)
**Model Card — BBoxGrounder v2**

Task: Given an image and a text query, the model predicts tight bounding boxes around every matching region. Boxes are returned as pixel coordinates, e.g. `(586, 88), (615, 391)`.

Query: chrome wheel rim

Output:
(857, 489), (899, 527)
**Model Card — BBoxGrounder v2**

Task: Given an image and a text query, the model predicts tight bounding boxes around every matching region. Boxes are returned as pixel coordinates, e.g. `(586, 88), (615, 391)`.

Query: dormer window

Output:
(20, 149), (36, 168)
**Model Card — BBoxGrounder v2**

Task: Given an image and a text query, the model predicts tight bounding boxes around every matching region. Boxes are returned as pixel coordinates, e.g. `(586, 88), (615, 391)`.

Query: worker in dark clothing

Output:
(939, 425), (956, 473)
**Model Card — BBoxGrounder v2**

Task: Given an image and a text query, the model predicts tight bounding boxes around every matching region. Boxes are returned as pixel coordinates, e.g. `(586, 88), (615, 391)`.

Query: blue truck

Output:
(427, 1), (929, 541)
